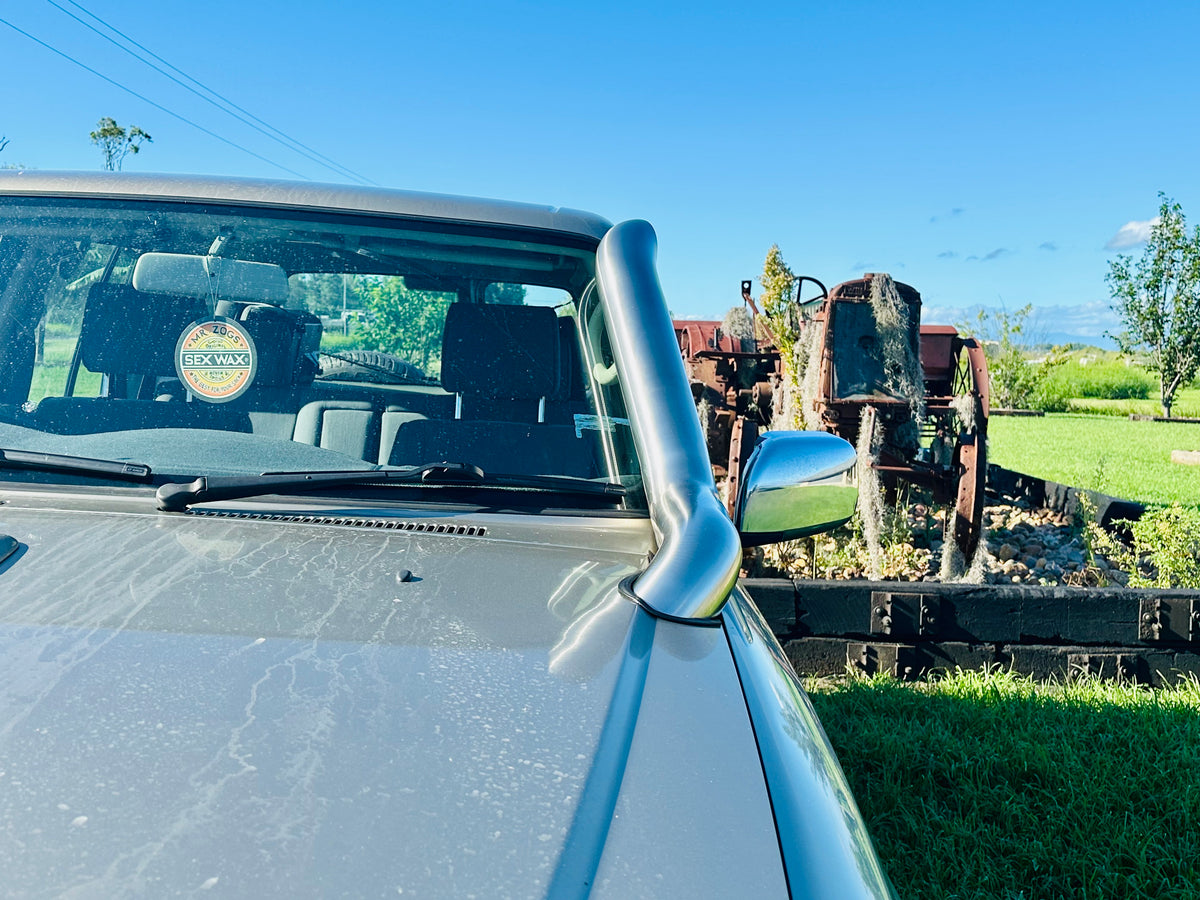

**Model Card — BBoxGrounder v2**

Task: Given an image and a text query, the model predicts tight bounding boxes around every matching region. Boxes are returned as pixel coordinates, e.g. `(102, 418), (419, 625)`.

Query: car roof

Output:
(0, 171), (613, 242)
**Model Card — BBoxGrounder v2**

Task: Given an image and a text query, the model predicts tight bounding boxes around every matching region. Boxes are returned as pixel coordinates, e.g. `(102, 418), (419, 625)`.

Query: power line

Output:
(0, 15), (310, 179)
(45, 0), (376, 186)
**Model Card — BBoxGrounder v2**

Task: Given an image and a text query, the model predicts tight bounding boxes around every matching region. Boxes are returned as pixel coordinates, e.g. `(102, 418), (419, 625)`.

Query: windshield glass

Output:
(0, 197), (642, 508)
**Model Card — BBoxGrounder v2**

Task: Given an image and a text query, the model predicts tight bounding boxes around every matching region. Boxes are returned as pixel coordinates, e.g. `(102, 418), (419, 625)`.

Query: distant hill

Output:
(921, 301), (1119, 350)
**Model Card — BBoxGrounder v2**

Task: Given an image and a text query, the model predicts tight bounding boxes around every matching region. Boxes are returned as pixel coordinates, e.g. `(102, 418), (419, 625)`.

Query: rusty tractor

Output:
(674, 275), (990, 562)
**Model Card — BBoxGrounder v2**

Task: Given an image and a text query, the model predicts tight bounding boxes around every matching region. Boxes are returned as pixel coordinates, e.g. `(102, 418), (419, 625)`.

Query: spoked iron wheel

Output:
(948, 339), (990, 562)
(724, 417), (759, 518)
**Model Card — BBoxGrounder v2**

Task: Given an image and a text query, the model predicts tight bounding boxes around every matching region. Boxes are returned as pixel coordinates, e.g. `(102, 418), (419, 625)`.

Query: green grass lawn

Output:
(27, 365), (101, 402)
(987, 413), (1200, 507)
(809, 670), (1200, 900)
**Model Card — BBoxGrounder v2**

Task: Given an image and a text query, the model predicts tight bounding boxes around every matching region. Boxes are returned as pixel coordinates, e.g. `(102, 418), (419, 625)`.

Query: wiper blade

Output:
(156, 461), (625, 511)
(0, 447), (152, 482)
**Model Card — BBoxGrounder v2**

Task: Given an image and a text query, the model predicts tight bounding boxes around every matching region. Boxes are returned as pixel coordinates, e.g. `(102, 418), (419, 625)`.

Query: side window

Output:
(27, 243), (120, 402)
(578, 281), (641, 488)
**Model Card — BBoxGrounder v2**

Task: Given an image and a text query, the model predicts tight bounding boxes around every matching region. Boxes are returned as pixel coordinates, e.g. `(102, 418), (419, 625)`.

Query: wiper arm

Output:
(156, 461), (625, 511)
(0, 447), (152, 482)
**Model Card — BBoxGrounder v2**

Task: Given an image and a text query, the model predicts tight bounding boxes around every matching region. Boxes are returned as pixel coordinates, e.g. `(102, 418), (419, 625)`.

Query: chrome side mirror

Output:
(733, 431), (858, 547)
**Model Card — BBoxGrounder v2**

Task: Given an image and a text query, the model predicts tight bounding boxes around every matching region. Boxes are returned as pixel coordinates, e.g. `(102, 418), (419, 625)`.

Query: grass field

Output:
(987, 413), (1200, 507)
(28, 366), (102, 401)
(809, 670), (1200, 900)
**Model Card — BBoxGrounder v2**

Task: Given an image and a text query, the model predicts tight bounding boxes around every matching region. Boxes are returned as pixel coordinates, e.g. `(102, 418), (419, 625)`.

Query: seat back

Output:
(387, 302), (604, 475)
(440, 302), (562, 421)
(214, 300), (323, 390)
(78, 283), (208, 379)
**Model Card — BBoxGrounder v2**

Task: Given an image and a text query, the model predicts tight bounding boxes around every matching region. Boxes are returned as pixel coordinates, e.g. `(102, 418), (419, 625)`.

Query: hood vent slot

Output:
(185, 508), (486, 536)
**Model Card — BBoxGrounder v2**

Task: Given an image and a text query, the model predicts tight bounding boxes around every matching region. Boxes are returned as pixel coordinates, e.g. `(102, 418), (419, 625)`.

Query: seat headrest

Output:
(441, 303), (562, 400)
(216, 301), (322, 388)
(79, 283), (208, 376)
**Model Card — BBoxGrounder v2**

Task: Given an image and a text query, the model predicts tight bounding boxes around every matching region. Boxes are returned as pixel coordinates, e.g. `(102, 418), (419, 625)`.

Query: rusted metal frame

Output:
(953, 428), (986, 558)
(961, 338), (990, 414)
(724, 418), (759, 519)
(689, 350), (779, 361)
(739, 279), (776, 346)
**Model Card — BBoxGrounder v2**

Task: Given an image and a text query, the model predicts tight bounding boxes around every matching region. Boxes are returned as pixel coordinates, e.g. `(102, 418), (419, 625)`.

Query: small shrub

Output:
(1101, 504), (1200, 589)
(961, 305), (1039, 409)
(1031, 376), (1072, 412)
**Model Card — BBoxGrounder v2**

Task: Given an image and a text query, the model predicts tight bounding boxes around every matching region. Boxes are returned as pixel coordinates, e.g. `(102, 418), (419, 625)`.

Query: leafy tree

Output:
(89, 117), (152, 171)
(1107, 195), (1200, 417)
(358, 277), (455, 375)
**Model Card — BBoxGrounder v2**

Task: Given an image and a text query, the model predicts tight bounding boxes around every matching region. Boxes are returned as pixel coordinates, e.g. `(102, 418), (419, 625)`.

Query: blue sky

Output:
(3, 0), (1199, 341)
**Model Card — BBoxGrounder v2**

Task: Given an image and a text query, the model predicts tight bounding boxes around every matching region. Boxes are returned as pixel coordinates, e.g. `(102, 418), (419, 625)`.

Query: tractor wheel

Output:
(948, 338), (990, 562)
(724, 417), (759, 519)
(951, 405), (987, 561)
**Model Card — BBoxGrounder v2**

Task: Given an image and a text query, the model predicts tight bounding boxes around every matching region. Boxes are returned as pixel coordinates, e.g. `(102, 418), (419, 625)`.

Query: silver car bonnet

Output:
(0, 499), (785, 896)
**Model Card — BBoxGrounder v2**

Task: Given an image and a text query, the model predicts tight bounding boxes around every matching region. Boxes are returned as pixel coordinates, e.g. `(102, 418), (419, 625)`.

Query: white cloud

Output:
(1105, 217), (1159, 250)
(921, 301), (1120, 348)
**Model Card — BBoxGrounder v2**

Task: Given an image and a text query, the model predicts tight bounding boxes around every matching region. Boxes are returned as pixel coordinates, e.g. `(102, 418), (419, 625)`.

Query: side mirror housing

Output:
(734, 431), (858, 547)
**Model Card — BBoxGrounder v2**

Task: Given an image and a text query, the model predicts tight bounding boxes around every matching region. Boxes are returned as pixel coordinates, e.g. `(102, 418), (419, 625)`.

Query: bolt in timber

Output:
(869, 592), (943, 639)
(874, 607), (893, 635)
(1137, 596), (1200, 643)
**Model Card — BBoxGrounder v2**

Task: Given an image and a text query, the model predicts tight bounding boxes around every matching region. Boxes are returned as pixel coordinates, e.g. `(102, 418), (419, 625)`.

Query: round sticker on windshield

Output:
(175, 317), (257, 403)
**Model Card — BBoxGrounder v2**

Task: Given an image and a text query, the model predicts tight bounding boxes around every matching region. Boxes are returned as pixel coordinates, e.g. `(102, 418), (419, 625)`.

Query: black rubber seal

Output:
(617, 574), (723, 628)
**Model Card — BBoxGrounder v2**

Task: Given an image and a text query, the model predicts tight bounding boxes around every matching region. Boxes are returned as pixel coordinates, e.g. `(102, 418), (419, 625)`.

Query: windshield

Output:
(0, 197), (643, 508)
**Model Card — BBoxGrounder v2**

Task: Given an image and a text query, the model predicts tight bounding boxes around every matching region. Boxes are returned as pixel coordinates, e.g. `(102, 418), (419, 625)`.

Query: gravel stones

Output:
(770, 500), (1126, 586)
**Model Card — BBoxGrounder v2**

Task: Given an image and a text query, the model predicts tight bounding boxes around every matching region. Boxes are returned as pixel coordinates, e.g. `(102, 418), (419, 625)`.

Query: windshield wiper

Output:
(0, 448), (152, 482)
(156, 461), (626, 511)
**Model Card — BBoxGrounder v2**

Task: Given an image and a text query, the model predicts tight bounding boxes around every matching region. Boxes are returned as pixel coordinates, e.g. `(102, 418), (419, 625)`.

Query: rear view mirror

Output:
(132, 253), (289, 305)
(733, 431), (858, 547)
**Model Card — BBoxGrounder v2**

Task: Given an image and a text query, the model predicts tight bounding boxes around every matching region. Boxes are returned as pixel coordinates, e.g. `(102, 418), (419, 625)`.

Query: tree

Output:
(1107, 194), (1200, 418)
(358, 277), (455, 375)
(89, 117), (152, 171)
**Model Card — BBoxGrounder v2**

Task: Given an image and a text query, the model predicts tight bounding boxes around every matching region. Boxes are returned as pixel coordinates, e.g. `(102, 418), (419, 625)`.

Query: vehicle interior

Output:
(0, 198), (642, 503)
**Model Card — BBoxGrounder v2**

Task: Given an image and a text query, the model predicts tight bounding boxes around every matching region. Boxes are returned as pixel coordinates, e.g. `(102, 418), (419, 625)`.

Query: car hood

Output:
(0, 497), (787, 897)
